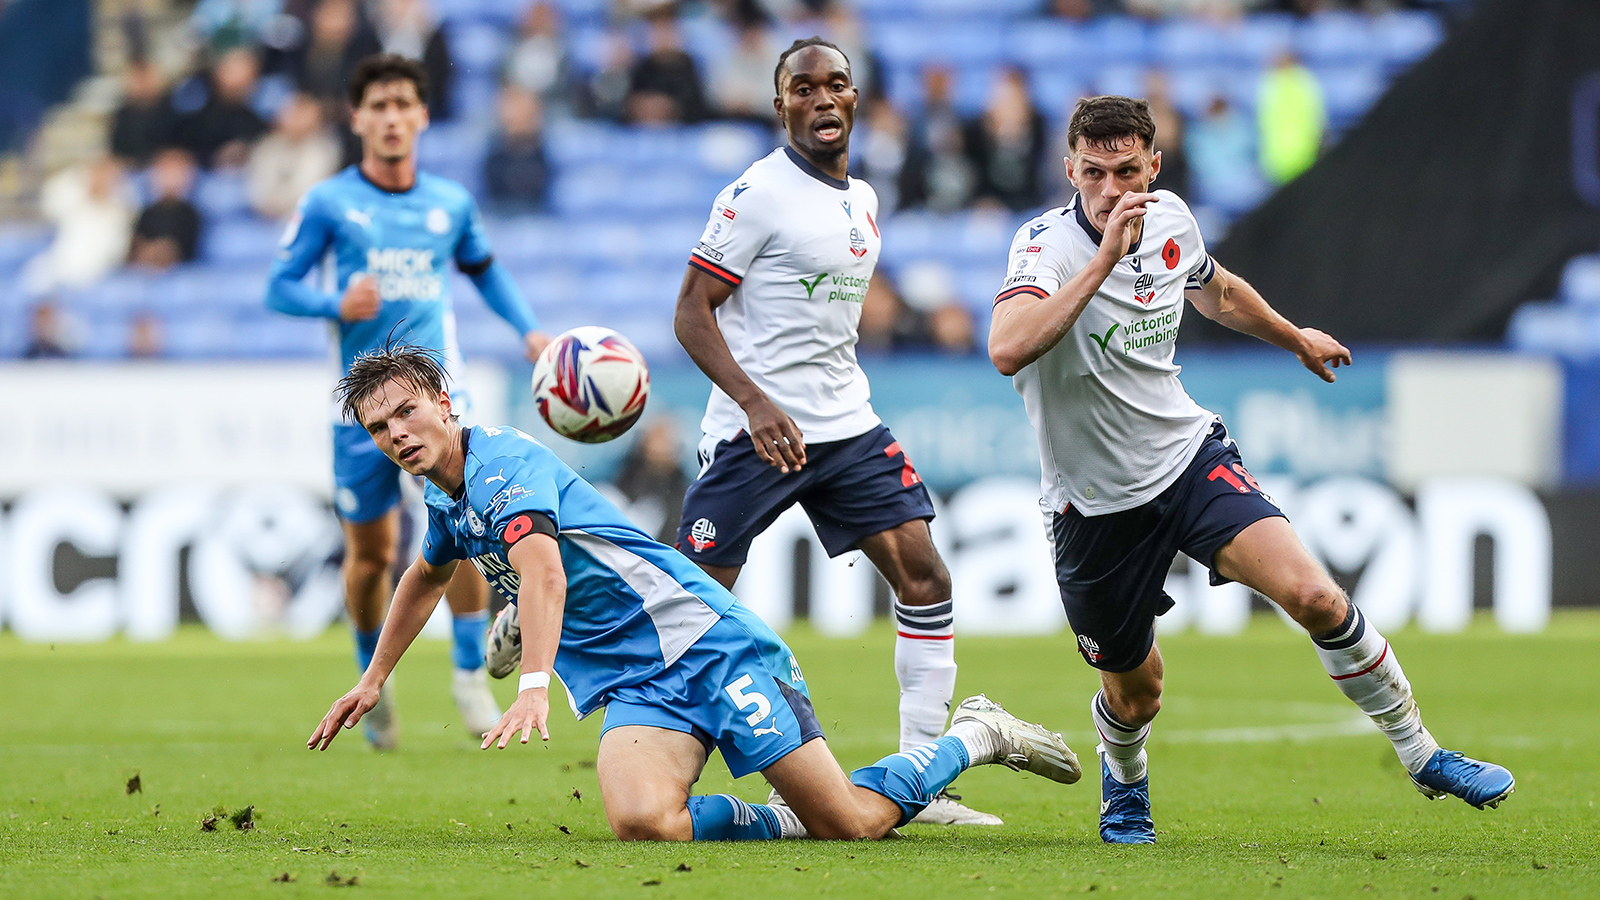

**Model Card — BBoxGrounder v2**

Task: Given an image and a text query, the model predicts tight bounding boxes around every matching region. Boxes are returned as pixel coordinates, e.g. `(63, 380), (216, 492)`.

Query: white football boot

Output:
(452, 667), (502, 737)
(485, 604), (521, 679)
(362, 686), (399, 751)
(909, 790), (1004, 826)
(950, 694), (1082, 784)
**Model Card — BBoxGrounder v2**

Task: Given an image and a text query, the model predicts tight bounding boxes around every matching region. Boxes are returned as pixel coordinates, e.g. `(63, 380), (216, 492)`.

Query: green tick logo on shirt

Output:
(799, 273), (828, 299)
(1089, 323), (1120, 353)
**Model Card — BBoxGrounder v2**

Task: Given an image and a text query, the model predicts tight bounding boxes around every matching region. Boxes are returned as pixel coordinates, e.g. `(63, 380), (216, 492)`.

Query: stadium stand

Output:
(0, 2), (1449, 364)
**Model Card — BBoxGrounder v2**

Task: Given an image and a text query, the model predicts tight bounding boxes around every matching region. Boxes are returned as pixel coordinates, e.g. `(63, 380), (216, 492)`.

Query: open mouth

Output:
(813, 116), (843, 142)
(398, 445), (421, 464)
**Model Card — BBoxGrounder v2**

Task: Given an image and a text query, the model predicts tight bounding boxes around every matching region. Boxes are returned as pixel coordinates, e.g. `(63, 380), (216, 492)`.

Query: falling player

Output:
(308, 345), (1081, 842)
(266, 54), (550, 749)
(988, 96), (1515, 843)
(666, 38), (989, 825)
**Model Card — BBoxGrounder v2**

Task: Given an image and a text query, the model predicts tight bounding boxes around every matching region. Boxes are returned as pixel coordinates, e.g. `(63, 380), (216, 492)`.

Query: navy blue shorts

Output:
(1051, 422), (1285, 673)
(674, 424), (936, 567)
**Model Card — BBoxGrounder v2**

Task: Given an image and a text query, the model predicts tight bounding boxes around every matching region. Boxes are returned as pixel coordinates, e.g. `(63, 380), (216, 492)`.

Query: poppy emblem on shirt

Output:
(1162, 238), (1181, 270)
(502, 513), (537, 546)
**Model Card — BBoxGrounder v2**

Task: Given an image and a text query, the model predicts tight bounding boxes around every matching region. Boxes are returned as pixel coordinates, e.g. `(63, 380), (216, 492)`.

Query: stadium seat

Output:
(1315, 64), (1386, 129)
(1232, 13), (1296, 67)
(1008, 19), (1094, 75)
(203, 219), (282, 265)
(1085, 17), (1150, 69)
(0, 222), (49, 277)
(1373, 10), (1444, 68)
(1508, 302), (1600, 358)
(1152, 18), (1228, 69)
(1297, 11), (1377, 67)
(194, 170), (253, 221)
(451, 21), (511, 78)
(1561, 255), (1600, 307)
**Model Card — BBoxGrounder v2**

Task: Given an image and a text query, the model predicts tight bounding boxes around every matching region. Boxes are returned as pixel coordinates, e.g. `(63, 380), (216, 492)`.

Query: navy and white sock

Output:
(1312, 604), (1440, 773)
(893, 600), (959, 751)
(1092, 690), (1150, 785)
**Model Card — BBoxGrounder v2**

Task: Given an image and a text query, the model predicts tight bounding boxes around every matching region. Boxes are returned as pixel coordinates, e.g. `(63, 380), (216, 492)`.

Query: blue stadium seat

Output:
(194, 171), (253, 222)
(1372, 10), (1444, 69)
(874, 19), (1006, 68)
(1315, 64), (1385, 129)
(1029, 66), (1089, 120)
(1508, 302), (1600, 358)
(1152, 18), (1227, 69)
(1009, 19), (1094, 75)
(0, 222), (49, 277)
(77, 309), (133, 359)
(1561, 255), (1600, 307)
(1297, 11), (1377, 67)
(1231, 13), (1295, 67)
(451, 21), (511, 77)
(1085, 17), (1149, 69)
(204, 218), (282, 265)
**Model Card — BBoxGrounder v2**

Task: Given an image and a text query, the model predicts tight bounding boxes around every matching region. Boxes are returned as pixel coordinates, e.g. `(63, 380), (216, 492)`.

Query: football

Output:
(530, 326), (651, 443)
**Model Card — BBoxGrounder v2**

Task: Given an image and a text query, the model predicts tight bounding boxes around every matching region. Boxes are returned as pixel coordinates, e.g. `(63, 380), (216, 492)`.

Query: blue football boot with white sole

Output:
(1098, 747), (1155, 844)
(1410, 749), (1515, 809)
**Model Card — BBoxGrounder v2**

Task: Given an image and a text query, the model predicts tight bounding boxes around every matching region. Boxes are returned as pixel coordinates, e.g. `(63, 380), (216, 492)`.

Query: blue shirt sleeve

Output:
(264, 190), (342, 318)
(454, 195), (540, 335)
(422, 503), (465, 566)
(474, 452), (562, 545)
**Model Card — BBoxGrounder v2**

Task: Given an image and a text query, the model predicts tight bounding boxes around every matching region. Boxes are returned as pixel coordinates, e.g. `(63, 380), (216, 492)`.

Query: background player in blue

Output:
(265, 55), (551, 749)
(307, 345), (1083, 842)
(672, 39), (996, 827)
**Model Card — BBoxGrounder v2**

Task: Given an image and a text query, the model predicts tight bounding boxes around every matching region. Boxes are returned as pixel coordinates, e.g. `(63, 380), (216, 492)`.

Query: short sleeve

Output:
(453, 192), (493, 268)
(474, 453), (562, 547)
(422, 503), (465, 566)
(994, 220), (1068, 306)
(687, 179), (773, 286)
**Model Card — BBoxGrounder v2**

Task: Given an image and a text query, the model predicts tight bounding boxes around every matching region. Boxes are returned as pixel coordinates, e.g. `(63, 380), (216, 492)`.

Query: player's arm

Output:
(264, 192), (381, 323)
(308, 554), (457, 750)
(989, 192), (1155, 376)
(1185, 262), (1352, 383)
(456, 200), (550, 361)
(673, 266), (807, 472)
(482, 519), (565, 749)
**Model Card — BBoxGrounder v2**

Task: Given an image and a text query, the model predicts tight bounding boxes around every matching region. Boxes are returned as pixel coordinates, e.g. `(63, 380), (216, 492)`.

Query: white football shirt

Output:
(688, 147), (883, 444)
(997, 190), (1219, 516)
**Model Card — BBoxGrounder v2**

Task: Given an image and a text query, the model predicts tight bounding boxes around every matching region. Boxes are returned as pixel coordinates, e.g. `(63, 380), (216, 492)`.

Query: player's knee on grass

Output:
(605, 799), (693, 842)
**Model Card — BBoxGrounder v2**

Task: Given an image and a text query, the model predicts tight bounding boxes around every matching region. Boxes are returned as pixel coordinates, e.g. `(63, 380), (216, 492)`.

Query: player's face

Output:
(1066, 137), (1163, 230)
(775, 46), (857, 160)
(351, 79), (429, 164)
(357, 378), (455, 476)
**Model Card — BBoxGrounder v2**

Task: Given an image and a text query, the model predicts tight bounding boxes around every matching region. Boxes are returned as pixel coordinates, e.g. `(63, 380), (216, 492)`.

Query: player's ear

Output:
(437, 390), (452, 419)
(1149, 147), (1162, 184)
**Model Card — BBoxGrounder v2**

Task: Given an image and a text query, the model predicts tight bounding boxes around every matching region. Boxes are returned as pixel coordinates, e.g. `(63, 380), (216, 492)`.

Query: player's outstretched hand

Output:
(307, 683), (380, 751)
(523, 330), (553, 363)
(1099, 192), (1158, 259)
(744, 396), (807, 473)
(1296, 327), (1352, 383)
(339, 275), (381, 322)
(483, 688), (550, 749)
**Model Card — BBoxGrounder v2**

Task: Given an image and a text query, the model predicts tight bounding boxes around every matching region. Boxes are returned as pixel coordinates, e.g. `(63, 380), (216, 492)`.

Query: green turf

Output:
(1, 613), (1596, 899)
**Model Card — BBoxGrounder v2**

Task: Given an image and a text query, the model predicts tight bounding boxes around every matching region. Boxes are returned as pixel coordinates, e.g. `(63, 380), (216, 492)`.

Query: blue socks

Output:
(849, 735), (971, 826)
(353, 627), (381, 673)
(451, 610), (490, 672)
(686, 795), (783, 841)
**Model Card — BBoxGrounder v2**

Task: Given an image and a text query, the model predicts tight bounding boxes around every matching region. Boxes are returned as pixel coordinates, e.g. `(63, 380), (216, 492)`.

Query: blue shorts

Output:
(599, 604), (824, 778)
(1051, 422), (1285, 673)
(674, 424), (936, 567)
(333, 423), (405, 524)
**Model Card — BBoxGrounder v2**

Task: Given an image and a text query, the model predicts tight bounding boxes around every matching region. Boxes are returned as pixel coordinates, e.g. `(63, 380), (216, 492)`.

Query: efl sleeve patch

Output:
(501, 510), (558, 549)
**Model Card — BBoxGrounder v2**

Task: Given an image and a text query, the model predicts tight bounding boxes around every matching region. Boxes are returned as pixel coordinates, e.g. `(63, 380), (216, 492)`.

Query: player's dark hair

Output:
(336, 343), (451, 424)
(347, 53), (430, 108)
(773, 37), (849, 93)
(1066, 95), (1157, 153)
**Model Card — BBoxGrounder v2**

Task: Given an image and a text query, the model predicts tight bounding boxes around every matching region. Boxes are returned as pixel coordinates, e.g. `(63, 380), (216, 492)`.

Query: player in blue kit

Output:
(266, 55), (549, 749)
(308, 345), (1083, 841)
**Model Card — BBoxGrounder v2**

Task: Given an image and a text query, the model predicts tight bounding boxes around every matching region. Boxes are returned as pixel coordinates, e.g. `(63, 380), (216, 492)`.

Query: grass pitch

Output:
(1, 614), (1596, 899)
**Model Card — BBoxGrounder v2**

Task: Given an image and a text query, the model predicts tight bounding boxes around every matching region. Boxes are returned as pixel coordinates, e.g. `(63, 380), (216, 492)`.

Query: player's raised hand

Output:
(1295, 327), (1352, 383)
(523, 330), (553, 363)
(308, 683), (380, 750)
(483, 687), (550, 749)
(1099, 192), (1157, 259)
(743, 395), (807, 473)
(339, 275), (382, 322)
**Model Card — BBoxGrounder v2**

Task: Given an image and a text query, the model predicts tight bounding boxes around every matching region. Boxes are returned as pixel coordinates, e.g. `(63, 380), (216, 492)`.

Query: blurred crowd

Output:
(15, 0), (1434, 360)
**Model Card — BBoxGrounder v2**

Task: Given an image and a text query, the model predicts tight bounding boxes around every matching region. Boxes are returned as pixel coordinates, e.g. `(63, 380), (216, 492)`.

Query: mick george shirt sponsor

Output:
(798, 272), (869, 304)
(1090, 307), (1181, 356)
(365, 247), (443, 301)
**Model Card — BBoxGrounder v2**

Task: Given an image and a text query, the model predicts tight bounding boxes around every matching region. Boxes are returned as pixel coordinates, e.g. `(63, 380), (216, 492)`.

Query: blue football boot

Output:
(1410, 749), (1515, 809)
(1098, 747), (1155, 844)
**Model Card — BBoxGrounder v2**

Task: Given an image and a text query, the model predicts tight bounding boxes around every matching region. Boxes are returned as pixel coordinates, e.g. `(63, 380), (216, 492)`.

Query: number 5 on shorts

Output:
(723, 674), (772, 726)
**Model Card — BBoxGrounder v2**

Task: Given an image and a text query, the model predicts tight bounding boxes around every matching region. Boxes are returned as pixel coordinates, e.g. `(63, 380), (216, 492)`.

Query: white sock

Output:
(894, 600), (958, 751)
(1092, 690), (1149, 784)
(1311, 604), (1441, 774)
(767, 801), (807, 839)
(945, 719), (1001, 766)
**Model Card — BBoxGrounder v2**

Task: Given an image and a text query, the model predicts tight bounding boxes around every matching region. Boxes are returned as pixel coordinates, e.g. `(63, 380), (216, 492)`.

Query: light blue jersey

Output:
(422, 425), (747, 718)
(265, 165), (538, 375)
